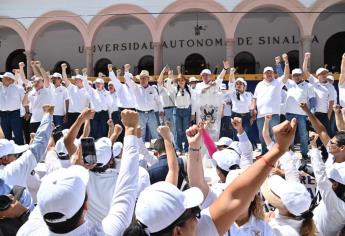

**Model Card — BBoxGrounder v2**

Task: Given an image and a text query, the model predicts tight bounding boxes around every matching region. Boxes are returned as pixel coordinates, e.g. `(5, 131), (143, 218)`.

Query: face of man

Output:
(140, 76), (149, 88)
(75, 79), (83, 88)
(292, 74), (303, 83)
(2, 77), (14, 87)
(318, 71), (328, 83)
(263, 70), (274, 82)
(95, 82), (104, 91)
(201, 74), (211, 84)
(108, 84), (115, 93)
(327, 137), (345, 156)
(189, 82), (197, 89)
(53, 77), (62, 87)
(34, 79), (44, 90)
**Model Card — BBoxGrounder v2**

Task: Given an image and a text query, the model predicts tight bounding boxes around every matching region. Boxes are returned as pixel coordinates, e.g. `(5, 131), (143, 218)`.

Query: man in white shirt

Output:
(251, 55), (289, 154)
(61, 64), (90, 132)
(82, 71), (110, 139)
(284, 68), (316, 159)
(50, 72), (69, 128)
(124, 64), (163, 140)
(27, 61), (52, 133)
(108, 81), (120, 125)
(338, 54), (345, 108)
(0, 72), (26, 144)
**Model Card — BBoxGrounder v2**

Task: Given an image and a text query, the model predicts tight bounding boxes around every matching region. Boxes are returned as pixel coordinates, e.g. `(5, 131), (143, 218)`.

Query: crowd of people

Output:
(0, 51), (344, 236)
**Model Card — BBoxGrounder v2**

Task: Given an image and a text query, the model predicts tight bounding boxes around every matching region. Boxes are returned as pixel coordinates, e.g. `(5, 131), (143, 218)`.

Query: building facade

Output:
(0, 0), (344, 77)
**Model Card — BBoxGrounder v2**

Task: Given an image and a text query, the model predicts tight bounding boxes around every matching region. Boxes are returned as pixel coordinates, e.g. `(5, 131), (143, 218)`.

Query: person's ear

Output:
(173, 226), (183, 236)
(339, 145), (345, 152)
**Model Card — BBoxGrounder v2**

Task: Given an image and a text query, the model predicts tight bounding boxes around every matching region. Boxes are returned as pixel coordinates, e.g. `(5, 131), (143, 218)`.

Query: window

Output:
(324, 31), (345, 73)
(54, 61), (71, 76)
(94, 58), (112, 77)
(138, 55), (154, 75)
(287, 50), (299, 71)
(184, 53), (206, 75)
(5, 49), (26, 74)
(234, 51), (256, 74)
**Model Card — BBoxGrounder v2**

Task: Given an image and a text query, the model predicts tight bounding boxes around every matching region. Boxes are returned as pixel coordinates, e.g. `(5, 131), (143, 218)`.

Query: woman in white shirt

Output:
(173, 75), (192, 153)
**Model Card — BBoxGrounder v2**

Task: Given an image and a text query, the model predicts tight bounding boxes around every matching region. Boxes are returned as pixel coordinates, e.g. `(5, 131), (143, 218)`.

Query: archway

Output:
(94, 58), (112, 77)
(6, 49), (26, 73)
(234, 51), (256, 74)
(138, 55), (154, 75)
(53, 61), (71, 76)
(324, 32), (345, 73)
(287, 50), (299, 70)
(184, 53), (206, 75)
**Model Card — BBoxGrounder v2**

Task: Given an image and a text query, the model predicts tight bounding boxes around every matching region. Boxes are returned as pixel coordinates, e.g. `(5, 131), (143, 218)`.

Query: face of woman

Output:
(178, 78), (186, 87)
(235, 82), (245, 93)
(176, 217), (198, 236)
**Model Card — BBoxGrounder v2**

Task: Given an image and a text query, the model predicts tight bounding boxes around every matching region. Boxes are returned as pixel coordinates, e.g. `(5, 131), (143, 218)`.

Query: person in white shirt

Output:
(327, 74), (338, 137)
(18, 109), (140, 236)
(124, 118), (298, 236)
(309, 133), (345, 236)
(338, 53), (345, 108)
(0, 71), (27, 144)
(27, 61), (52, 133)
(108, 81), (121, 125)
(219, 83), (234, 139)
(50, 72), (69, 128)
(61, 64), (90, 132)
(251, 54), (289, 155)
(82, 70), (111, 139)
(124, 64), (163, 140)
(284, 68), (316, 159)
(303, 52), (335, 158)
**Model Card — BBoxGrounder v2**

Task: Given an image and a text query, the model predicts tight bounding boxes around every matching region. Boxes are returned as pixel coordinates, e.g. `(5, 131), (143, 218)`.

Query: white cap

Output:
(0, 72), (15, 80)
(212, 149), (240, 171)
(327, 162), (345, 185)
(0, 139), (28, 157)
(189, 77), (198, 82)
(94, 78), (104, 84)
(235, 77), (247, 86)
(327, 75), (335, 81)
(225, 168), (244, 185)
(52, 72), (62, 79)
(292, 68), (303, 76)
(137, 167), (151, 198)
(95, 137), (112, 166)
(263, 67), (274, 73)
(112, 142), (123, 157)
(108, 81), (114, 86)
(74, 75), (83, 80)
(215, 137), (233, 147)
(262, 175), (311, 216)
(200, 69), (211, 75)
(136, 181), (204, 233)
(316, 68), (329, 76)
(37, 165), (89, 223)
(32, 76), (43, 82)
(220, 83), (227, 90)
(139, 70), (150, 78)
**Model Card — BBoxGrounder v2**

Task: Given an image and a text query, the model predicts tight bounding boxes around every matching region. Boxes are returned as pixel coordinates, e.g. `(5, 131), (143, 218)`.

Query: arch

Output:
(184, 53), (206, 75)
(228, 0), (308, 39)
(287, 50), (299, 70)
(94, 58), (112, 77)
(234, 51), (256, 74)
(6, 49), (26, 73)
(0, 18), (28, 49)
(89, 4), (155, 45)
(27, 11), (88, 50)
(156, 0), (229, 42)
(324, 32), (345, 73)
(54, 60), (71, 76)
(309, 0), (345, 36)
(138, 55), (154, 75)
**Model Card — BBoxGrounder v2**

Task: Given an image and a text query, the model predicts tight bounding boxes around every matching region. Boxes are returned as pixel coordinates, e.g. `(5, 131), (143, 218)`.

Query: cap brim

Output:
(260, 177), (287, 211)
(11, 143), (29, 154)
(182, 187), (204, 209)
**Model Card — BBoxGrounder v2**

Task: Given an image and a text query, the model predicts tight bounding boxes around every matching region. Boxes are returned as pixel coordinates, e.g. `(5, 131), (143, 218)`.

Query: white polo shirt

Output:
(253, 77), (285, 118)
(228, 216), (274, 236)
(28, 87), (52, 123)
(174, 87), (191, 109)
(158, 82), (175, 108)
(285, 80), (315, 115)
(0, 83), (25, 111)
(108, 91), (119, 114)
(51, 85), (69, 116)
(228, 82), (252, 114)
(309, 76), (334, 113)
(339, 82), (345, 107)
(109, 71), (137, 109)
(66, 83), (90, 113)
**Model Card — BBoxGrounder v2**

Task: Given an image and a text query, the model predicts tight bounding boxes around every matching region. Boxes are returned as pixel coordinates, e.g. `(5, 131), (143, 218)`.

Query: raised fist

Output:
(61, 63), (67, 70)
(42, 104), (54, 115)
(121, 109), (139, 128)
(157, 126), (171, 141)
(19, 62), (25, 68)
(124, 64), (131, 72)
(108, 64), (113, 72)
(304, 52), (311, 59)
(80, 108), (95, 120)
(272, 119), (297, 152)
(223, 60), (230, 69)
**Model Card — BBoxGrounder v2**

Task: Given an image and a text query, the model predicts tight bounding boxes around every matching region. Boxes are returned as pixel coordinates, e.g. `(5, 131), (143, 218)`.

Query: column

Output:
(153, 42), (162, 75)
(225, 38), (235, 67)
(24, 50), (34, 79)
(300, 36), (312, 68)
(85, 46), (93, 76)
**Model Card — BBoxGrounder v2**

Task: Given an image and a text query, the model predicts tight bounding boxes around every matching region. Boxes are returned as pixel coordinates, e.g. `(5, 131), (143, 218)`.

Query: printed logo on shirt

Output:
(252, 231), (261, 236)
(199, 104), (218, 125)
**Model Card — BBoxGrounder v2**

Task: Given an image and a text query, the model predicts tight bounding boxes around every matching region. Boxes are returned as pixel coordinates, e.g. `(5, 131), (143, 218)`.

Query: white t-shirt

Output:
(285, 80), (315, 115)
(228, 215), (274, 236)
(51, 85), (69, 116)
(0, 83), (25, 111)
(228, 82), (252, 114)
(253, 77), (285, 118)
(174, 87), (191, 109)
(309, 76), (334, 113)
(29, 87), (52, 123)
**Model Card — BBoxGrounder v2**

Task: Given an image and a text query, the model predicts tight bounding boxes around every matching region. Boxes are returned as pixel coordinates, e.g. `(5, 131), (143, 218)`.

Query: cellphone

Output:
(81, 137), (97, 165)
(52, 125), (64, 143)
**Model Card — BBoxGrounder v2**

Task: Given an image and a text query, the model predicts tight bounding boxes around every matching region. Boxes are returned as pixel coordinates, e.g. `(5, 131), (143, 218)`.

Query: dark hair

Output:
(299, 211), (316, 236)
(153, 138), (166, 154)
(330, 179), (345, 202)
(90, 157), (116, 173)
(44, 194), (87, 234)
(335, 131), (345, 147)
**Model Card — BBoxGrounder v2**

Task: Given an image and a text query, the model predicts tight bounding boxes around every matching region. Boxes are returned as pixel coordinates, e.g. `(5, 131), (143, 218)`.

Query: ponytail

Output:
(123, 221), (149, 236)
(299, 211), (316, 236)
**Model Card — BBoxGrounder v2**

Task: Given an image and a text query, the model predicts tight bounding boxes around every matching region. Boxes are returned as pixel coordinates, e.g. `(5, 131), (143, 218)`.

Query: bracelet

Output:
(262, 156), (274, 168)
(189, 147), (201, 152)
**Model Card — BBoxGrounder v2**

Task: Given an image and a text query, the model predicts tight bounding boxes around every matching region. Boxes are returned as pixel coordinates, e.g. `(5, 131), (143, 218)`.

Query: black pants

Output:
(0, 110), (24, 145)
(90, 110), (109, 139)
(67, 112), (84, 137)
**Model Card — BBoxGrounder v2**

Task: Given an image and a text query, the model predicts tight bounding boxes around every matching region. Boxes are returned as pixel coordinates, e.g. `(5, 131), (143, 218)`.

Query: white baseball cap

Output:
(94, 78), (104, 84)
(212, 149), (240, 171)
(136, 181), (204, 233)
(220, 83), (227, 90)
(261, 175), (311, 216)
(0, 72), (15, 80)
(74, 75), (83, 80)
(112, 142), (123, 157)
(189, 77), (198, 82)
(37, 165), (89, 223)
(200, 69), (211, 75)
(292, 68), (303, 76)
(235, 77), (247, 86)
(52, 72), (62, 79)
(263, 67), (274, 73)
(108, 81), (114, 86)
(0, 139), (28, 157)
(316, 68), (329, 76)
(215, 137), (233, 147)
(327, 75), (335, 81)
(327, 162), (345, 185)
(95, 137), (113, 166)
(32, 76), (43, 82)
